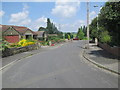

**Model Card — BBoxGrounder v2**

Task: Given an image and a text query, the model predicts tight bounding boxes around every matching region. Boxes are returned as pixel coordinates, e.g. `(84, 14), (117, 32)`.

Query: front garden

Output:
(1, 36), (66, 57)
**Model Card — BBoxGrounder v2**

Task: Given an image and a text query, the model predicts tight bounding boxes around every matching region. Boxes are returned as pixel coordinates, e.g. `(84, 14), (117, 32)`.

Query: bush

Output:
(99, 31), (111, 43)
(18, 39), (36, 47)
(40, 41), (49, 46)
(2, 40), (9, 51)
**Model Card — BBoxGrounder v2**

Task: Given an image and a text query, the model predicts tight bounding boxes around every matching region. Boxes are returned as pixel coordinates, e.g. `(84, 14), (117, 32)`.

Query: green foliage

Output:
(89, 17), (98, 38)
(67, 34), (70, 40)
(83, 25), (87, 37)
(82, 37), (88, 40)
(46, 18), (62, 34)
(2, 40), (9, 51)
(89, 2), (120, 46)
(58, 32), (63, 39)
(98, 2), (120, 46)
(77, 28), (85, 40)
(40, 41), (49, 46)
(64, 33), (73, 39)
(99, 31), (111, 43)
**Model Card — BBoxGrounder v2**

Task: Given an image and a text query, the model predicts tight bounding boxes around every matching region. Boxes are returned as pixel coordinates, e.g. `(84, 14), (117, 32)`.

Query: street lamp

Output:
(86, 1), (90, 49)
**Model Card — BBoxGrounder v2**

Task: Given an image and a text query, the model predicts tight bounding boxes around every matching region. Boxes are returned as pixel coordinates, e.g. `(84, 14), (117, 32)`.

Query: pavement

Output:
(2, 41), (118, 88)
(83, 43), (120, 75)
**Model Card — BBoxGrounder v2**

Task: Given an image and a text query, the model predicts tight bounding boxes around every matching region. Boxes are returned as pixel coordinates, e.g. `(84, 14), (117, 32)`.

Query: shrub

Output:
(18, 39), (36, 47)
(2, 40), (9, 51)
(40, 41), (49, 46)
(99, 31), (111, 43)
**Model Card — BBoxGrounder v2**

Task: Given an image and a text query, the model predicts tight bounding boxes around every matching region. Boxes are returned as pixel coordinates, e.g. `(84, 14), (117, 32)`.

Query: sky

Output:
(0, 1), (106, 32)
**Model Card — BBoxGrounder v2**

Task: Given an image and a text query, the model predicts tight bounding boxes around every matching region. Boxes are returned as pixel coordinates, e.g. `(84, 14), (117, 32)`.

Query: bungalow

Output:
(2, 25), (37, 43)
(35, 31), (47, 41)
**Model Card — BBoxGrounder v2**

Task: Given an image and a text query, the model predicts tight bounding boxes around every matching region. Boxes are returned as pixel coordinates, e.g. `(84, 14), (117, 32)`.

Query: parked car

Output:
(73, 38), (79, 40)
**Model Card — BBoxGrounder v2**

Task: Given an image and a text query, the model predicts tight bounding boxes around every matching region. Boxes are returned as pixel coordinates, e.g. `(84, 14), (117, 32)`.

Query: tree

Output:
(98, 1), (120, 46)
(46, 18), (52, 34)
(46, 18), (62, 35)
(77, 28), (85, 40)
(83, 25), (87, 37)
(89, 17), (99, 41)
(99, 30), (111, 43)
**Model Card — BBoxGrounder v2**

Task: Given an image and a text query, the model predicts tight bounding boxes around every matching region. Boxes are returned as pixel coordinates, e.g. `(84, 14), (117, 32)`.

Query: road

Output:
(2, 41), (118, 88)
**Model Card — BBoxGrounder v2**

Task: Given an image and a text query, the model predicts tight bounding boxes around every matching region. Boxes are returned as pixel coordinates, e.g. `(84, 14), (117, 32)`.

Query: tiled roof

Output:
(1, 25), (10, 32)
(34, 31), (45, 37)
(1, 25), (37, 35)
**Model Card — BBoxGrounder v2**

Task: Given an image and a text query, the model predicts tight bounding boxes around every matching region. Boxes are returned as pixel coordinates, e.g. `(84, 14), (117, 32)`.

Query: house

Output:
(35, 31), (47, 41)
(2, 25), (37, 43)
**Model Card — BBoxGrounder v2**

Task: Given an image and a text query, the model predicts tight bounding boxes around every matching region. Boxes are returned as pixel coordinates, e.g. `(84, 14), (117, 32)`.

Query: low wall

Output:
(2, 44), (41, 58)
(98, 42), (120, 57)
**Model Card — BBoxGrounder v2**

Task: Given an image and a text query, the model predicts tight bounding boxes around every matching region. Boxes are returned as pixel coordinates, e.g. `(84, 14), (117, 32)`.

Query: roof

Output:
(35, 31), (45, 37)
(1, 25), (10, 32)
(1, 25), (36, 35)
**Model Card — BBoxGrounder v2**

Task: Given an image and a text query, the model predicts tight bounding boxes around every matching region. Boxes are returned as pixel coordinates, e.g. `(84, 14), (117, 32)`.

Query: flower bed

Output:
(2, 39), (40, 58)
(2, 44), (40, 58)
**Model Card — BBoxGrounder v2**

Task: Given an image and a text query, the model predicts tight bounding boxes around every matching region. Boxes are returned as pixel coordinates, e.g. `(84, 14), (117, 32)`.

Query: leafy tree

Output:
(98, 1), (120, 46)
(83, 25), (87, 37)
(46, 18), (63, 35)
(89, 17), (99, 41)
(89, 1), (120, 46)
(67, 34), (70, 40)
(99, 30), (111, 43)
(77, 28), (85, 40)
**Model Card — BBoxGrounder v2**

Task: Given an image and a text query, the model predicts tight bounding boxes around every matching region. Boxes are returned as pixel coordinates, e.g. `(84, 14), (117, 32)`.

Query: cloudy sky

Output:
(1, 1), (105, 32)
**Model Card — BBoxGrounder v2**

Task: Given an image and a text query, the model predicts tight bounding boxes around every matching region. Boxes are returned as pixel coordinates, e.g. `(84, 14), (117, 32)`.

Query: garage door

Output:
(4, 35), (19, 43)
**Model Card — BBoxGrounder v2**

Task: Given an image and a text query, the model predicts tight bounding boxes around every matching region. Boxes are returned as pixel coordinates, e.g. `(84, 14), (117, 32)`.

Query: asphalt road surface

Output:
(2, 41), (118, 88)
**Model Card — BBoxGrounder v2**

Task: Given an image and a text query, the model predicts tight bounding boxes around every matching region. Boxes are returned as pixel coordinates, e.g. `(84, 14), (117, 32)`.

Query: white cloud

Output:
(0, 10), (5, 17)
(89, 11), (97, 24)
(51, 0), (80, 18)
(9, 4), (31, 25)
(30, 16), (47, 30)
(90, 11), (96, 17)
(60, 19), (85, 32)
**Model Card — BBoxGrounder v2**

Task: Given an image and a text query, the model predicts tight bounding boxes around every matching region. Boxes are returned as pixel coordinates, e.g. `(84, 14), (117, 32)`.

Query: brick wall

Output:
(98, 42), (120, 57)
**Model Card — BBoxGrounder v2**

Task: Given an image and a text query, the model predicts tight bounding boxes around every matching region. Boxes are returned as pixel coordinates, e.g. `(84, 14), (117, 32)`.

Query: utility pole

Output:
(86, 1), (89, 49)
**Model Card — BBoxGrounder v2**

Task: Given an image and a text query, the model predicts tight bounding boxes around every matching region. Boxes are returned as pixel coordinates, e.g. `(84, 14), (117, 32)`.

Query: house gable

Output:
(3, 27), (20, 36)
(24, 29), (33, 35)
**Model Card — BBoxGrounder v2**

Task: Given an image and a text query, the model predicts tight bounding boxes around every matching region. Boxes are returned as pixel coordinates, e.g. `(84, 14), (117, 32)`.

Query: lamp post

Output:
(86, 1), (90, 49)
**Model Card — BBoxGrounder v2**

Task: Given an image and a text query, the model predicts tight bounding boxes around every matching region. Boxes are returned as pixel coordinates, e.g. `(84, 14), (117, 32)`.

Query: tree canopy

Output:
(46, 18), (62, 34)
(89, 1), (120, 46)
